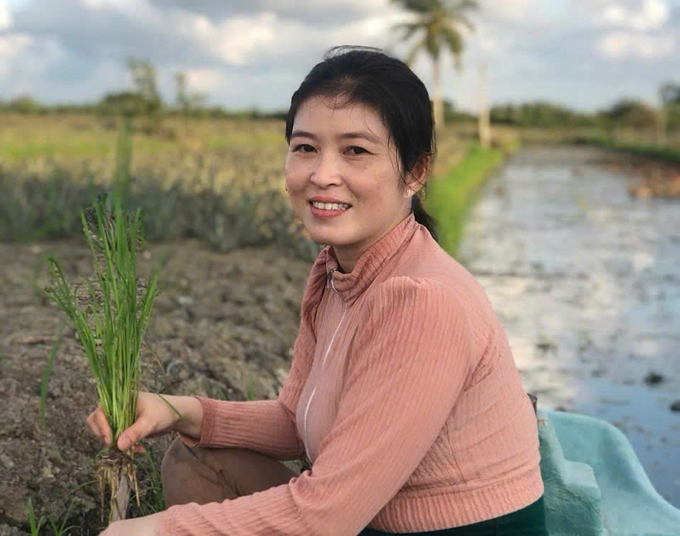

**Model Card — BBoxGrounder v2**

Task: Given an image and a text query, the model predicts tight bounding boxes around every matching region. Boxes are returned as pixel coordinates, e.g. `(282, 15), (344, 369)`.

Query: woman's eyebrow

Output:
(289, 130), (381, 144)
(290, 130), (317, 140)
(337, 131), (381, 144)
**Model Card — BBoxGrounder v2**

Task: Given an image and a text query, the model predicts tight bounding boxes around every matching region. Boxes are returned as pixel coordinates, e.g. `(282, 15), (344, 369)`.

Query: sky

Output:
(0, 0), (678, 113)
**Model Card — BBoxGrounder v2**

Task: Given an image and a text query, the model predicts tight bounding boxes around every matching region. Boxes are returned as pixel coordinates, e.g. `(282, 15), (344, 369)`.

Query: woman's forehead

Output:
(294, 96), (388, 141)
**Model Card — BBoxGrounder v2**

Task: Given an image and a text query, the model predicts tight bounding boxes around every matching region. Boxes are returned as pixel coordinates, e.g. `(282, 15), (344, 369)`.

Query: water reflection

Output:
(458, 146), (680, 507)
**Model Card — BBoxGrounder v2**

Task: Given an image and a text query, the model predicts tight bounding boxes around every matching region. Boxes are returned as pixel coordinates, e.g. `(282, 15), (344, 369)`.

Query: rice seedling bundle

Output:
(44, 193), (160, 522)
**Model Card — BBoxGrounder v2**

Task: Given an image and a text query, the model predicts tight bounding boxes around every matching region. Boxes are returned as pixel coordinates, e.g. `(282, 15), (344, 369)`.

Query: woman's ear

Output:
(405, 155), (429, 196)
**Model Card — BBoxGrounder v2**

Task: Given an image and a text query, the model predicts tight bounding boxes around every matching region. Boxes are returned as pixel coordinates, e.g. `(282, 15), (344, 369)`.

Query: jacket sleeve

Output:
(158, 277), (474, 535)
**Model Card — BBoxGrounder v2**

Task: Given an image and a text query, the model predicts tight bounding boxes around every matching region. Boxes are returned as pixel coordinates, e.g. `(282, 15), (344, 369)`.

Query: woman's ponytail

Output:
(412, 191), (437, 241)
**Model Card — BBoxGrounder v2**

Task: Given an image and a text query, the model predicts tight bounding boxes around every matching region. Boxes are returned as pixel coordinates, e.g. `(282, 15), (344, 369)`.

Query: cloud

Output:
(0, 32), (68, 95)
(602, 0), (670, 31)
(147, 0), (389, 26)
(598, 30), (675, 59)
(0, 0), (11, 30)
(0, 34), (30, 79)
(0, 0), (678, 112)
(183, 68), (223, 92)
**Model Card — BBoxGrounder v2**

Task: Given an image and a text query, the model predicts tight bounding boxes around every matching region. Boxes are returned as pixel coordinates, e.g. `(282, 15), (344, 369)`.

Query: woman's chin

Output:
(307, 230), (348, 249)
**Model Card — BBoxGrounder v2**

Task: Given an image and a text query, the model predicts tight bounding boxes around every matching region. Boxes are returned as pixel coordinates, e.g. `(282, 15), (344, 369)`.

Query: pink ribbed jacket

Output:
(158, 213), (543, 535)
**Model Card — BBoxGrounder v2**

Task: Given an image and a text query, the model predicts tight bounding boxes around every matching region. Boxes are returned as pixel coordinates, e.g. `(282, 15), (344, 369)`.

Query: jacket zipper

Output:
(302, 269), (347, 465)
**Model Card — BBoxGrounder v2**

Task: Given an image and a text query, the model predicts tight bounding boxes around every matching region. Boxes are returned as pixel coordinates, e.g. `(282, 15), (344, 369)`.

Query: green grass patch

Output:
(0, 136), (177, 162)
(1, 140), (113, 160)
(205, 131), (283, 149)
(579, 135), (680, 165)
(427, 143), (505, 256)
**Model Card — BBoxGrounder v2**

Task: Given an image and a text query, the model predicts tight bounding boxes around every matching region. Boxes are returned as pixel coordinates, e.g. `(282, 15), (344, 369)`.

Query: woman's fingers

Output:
(117, 415), (154, 451)
(86, 407), (112, 445)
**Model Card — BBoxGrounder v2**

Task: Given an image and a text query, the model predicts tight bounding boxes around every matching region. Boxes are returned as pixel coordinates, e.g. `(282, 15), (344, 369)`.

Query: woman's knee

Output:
(161, 436), (235, 506)
(160, 437), (298, 506)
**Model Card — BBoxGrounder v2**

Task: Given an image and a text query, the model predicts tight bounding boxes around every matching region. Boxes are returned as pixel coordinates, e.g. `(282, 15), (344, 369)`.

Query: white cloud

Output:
(492, 0), (542, 23)
(79, 0), (162, 28)
(171, 5), (404, 67)
(602, 0), (670, 31)
(0, 0), (12, 29)
(598, 30), (675, 58)
(0, 33), (32, 78)
(0, 33), (68, 96)
(2, 0), (679, 111)
(184, 68), (223, 92)
(212, 12), (279, 65)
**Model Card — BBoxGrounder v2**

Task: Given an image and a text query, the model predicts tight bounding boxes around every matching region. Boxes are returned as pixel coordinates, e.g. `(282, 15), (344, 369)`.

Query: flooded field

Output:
(459, 146), (680, 507)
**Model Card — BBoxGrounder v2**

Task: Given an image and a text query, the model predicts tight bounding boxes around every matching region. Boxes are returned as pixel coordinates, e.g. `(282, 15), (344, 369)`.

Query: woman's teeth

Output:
(311, 201), (350, 211)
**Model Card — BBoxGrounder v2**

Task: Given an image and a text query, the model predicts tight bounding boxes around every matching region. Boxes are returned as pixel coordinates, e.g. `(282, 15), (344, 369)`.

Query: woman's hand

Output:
(86, 392), (203, 451)
(99, 511), (163, 535)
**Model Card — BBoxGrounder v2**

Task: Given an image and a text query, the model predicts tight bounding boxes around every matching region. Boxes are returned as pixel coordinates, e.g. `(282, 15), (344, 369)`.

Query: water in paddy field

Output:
(458, 146), (680, 507)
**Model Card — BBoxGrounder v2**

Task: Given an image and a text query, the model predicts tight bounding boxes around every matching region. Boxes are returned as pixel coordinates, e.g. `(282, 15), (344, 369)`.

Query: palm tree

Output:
(391, 0), (479, 129)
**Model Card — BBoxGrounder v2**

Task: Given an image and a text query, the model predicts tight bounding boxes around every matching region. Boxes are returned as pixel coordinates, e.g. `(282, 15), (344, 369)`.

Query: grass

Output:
(427, 143), (505, 256)
(26, 497), (76, 536)
(0, 114), (318, 261)
(136, 448), (166, 517)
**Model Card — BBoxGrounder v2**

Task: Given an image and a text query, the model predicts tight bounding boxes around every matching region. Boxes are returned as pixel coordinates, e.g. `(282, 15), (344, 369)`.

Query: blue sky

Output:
(0, 0), (678, 112)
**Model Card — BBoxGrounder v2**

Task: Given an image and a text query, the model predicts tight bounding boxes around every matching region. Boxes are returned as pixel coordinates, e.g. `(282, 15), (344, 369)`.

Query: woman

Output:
(89, 46), (547, 535)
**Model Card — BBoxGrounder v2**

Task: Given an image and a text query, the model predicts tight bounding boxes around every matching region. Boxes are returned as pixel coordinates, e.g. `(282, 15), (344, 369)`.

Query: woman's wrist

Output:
(168, 395), (204, 439)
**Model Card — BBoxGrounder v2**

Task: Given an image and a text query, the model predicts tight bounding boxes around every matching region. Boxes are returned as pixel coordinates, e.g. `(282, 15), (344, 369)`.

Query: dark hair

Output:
(285, 46), (438, 241)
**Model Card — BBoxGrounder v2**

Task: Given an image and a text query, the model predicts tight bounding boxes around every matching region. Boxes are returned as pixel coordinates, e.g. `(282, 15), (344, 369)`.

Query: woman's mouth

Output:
(309, 200), (351, 218)
(310, 201), (351, 211)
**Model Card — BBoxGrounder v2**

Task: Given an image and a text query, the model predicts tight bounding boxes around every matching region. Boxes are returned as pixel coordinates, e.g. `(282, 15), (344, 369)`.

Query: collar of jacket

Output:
(322, 213), (418, 306)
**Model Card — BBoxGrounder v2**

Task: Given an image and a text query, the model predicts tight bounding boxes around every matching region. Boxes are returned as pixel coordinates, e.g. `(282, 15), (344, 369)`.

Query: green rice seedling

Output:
(40, 324), (64, 428)
(26, 498), (45, 535)
(247, 375), (256, 401)
(45, 501), (76, 536)
(26, 496), (77, 536)
(43, 193), (160, 523)
(136, 447), (166, 516)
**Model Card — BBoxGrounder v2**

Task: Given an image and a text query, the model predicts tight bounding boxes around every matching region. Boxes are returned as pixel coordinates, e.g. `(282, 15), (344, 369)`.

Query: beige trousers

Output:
(160, 436), (305, 507)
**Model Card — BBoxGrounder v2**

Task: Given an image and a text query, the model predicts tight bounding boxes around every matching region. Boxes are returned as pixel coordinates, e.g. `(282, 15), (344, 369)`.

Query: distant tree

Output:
(657, 83), (680, 140)
(601, 99), (658, 130)
(127, 57), (162, 114)
(391, 0), (479, 129)
(175, 72), (189, 113)
(659, 82), (680, 107)
(175, 71), (208, 116)
(10, 95), (42, 114)
(489, 101), (595, 128)
(99, 91), (157, 117)
(443, 99), (475, 122)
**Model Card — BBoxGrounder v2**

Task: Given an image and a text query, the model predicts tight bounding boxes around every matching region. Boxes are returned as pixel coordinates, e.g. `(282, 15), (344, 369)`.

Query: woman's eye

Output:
(293, 144), (315, 153)
(347, 146), (368, 155)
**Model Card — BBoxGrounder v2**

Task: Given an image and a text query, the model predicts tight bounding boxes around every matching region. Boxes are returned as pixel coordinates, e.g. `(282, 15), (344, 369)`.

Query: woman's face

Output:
(285, 96), (415, 271)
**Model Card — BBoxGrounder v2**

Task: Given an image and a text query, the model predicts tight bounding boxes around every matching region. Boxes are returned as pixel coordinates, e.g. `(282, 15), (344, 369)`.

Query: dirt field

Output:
(0, 239), (312, 534)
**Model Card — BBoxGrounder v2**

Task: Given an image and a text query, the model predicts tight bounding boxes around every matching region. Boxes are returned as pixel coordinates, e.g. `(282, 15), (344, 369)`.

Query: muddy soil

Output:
(0, 240), (312, 534)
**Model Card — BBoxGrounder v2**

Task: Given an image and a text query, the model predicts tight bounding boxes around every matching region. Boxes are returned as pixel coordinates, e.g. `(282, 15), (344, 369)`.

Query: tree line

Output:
(3, 86), (678, 132)
(0, 57), (287, 121)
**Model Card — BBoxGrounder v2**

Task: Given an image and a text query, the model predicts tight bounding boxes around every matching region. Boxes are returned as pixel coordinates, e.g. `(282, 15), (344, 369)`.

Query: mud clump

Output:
(0, 239), (311, 533)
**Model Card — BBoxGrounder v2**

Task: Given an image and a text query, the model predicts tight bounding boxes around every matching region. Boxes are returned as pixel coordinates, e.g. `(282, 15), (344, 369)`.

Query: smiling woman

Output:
(284, 96), (423, 272)
(90, 46), (547, 536)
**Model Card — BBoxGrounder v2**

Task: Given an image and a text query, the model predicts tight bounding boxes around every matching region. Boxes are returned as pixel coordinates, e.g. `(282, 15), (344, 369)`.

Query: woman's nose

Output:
(310, 153), (342, 187)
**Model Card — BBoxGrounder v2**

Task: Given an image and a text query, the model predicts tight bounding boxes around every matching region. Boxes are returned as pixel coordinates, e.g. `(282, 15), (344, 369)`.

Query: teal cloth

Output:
(538, 409), (680, 536)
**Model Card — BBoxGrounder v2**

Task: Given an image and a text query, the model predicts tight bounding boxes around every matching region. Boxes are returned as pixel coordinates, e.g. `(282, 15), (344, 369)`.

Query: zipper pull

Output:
(326, 268), (336, 289)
